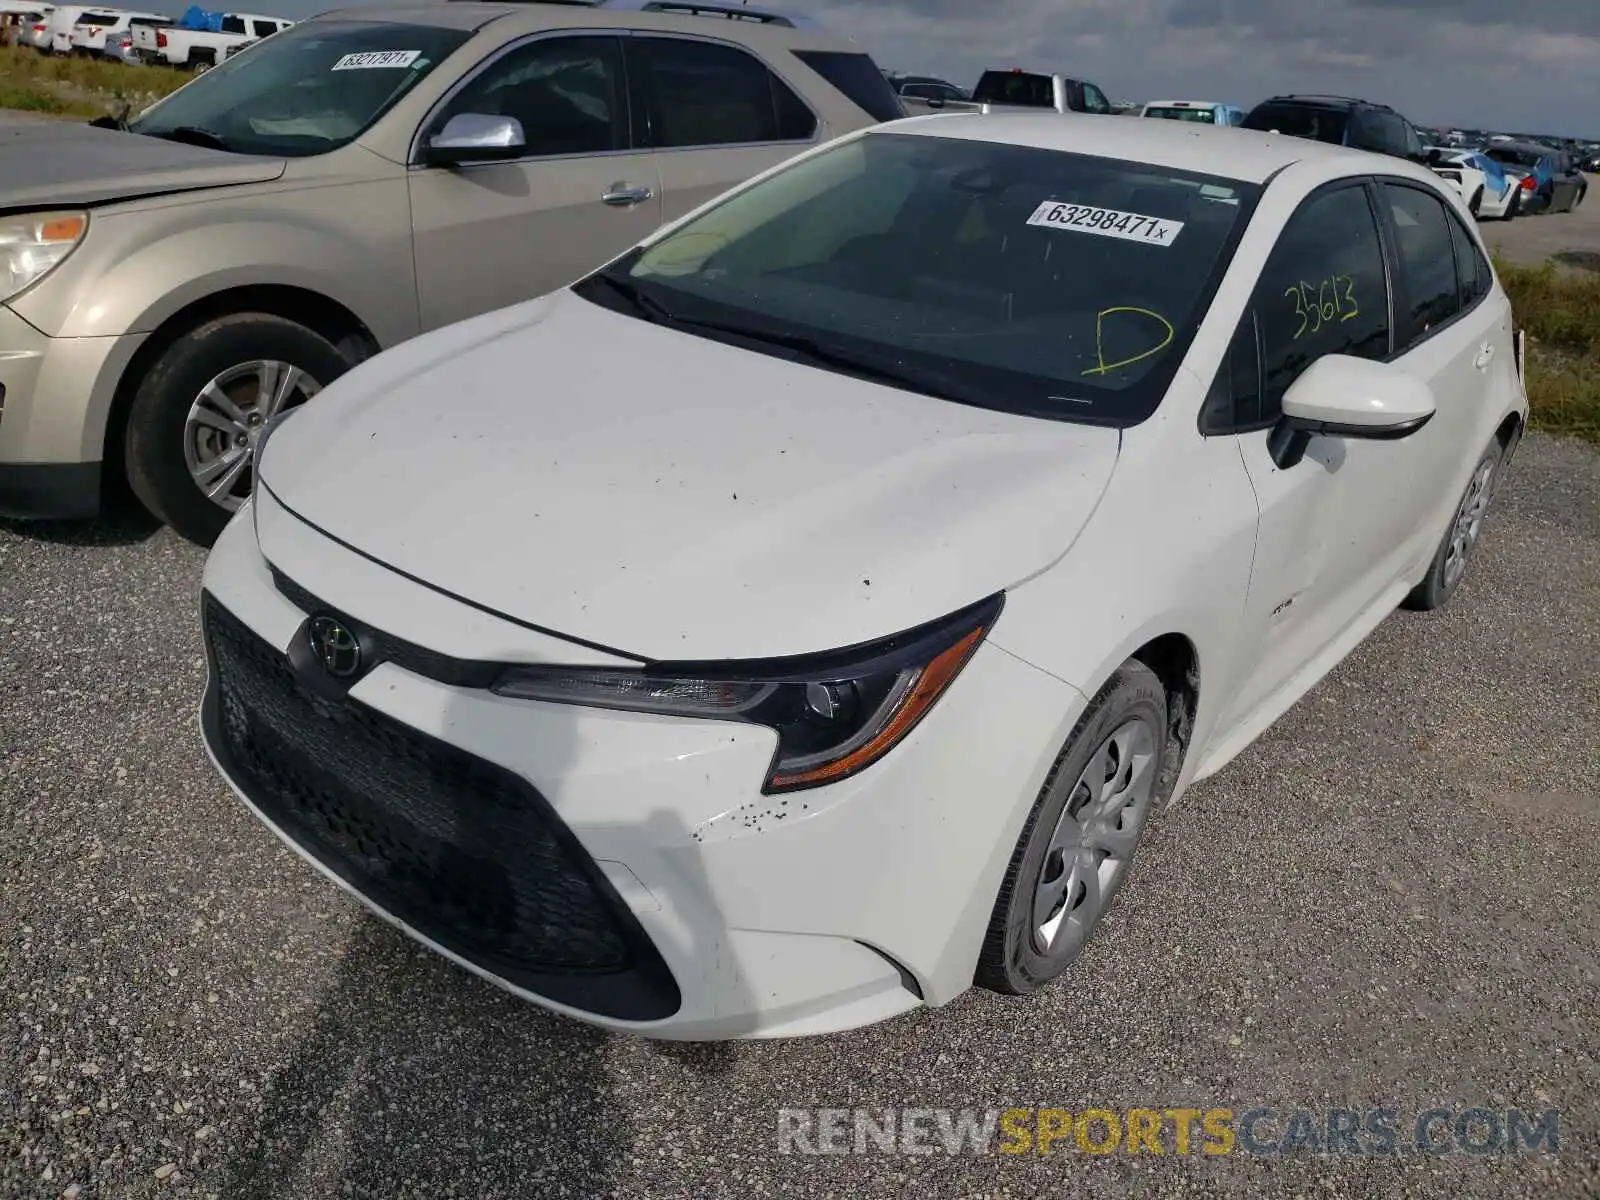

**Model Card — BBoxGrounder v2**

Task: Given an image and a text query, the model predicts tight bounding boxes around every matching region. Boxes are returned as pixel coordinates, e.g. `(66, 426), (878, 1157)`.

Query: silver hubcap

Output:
(183, 360), (320, 512)
(1443, 456), (1496, 590)
(1032, 718), (1159, 958)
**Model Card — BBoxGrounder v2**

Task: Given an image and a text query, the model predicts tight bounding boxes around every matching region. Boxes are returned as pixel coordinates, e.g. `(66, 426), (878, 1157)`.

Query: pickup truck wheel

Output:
(124, 313), (349, 547)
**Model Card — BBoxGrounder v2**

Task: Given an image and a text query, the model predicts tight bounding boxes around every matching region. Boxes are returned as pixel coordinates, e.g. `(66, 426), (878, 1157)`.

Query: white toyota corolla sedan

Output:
(199, 113), (1526, 1040)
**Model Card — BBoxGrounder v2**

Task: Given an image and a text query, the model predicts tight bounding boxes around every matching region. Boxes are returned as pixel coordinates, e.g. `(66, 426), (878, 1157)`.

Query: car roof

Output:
(882, 110), (1422, 185)
(1143, 100), (1228, 109)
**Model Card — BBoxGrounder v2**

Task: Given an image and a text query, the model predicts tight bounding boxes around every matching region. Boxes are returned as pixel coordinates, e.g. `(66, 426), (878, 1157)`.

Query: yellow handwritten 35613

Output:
(1285, 276), (1358, 339)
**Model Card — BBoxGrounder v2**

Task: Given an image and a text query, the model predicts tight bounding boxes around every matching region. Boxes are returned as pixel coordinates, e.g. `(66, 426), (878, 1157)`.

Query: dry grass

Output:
(1497, 259), (1600, 444)
(0, 43), (189, 118)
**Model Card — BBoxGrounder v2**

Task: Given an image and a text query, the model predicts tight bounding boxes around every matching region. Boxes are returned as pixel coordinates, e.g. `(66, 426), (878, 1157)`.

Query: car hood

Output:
(259, 292), (1121, 662)
(0, 121), (285, 213)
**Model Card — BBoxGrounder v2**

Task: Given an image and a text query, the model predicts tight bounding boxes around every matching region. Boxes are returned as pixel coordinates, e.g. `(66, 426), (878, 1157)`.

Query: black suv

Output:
(1241, 95), (1429, 163)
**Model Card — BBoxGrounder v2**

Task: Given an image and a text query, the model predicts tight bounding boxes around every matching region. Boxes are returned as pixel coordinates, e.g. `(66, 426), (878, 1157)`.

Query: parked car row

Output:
(0, 0), (289, 66)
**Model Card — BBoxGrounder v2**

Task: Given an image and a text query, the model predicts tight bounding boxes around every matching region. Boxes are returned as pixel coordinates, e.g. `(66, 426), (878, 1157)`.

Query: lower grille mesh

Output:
(201, 594), (679, 1018)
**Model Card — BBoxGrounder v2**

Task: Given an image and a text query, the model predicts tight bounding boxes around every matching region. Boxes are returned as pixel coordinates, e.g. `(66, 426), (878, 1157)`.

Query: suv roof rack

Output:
(1270, 94), (1391, 110)
(449, 0), (811, 27)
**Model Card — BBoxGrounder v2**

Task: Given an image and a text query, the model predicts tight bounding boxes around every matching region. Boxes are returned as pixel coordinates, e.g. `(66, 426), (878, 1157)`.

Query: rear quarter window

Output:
(791, 50), (904, 123)
(1242, 103), (1349, 145)
(972, 71), (1054, 107)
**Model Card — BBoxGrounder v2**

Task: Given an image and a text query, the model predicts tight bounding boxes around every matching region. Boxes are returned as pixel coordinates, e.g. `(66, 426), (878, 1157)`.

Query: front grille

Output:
(269, 566), (499, 688)
(202, 594), (679, 1020)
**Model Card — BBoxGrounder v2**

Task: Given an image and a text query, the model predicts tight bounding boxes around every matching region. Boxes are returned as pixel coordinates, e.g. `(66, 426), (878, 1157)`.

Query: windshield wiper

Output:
(585, 271), (679, 325)
(585, 271), (999, 408)
(146, 126), (233, 152)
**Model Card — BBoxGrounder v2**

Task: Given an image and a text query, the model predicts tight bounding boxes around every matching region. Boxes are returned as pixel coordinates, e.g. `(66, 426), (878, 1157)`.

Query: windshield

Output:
(1486, 147), (1541, 169)
(1241, 103), (1347, 144)
(1145, 105), (1215, 124)
(574, 131), (1258, 426)
(128, 20), (470, 157)
(972, 71), (1055, 107)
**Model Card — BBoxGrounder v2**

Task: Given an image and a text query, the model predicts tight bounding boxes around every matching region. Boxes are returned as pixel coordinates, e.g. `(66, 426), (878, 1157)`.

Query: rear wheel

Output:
(124, 313), (349, 546)
(1403, 438), (1504, 612)
(1468, 187), (1482, 217)
(976, 661), (1167, 995)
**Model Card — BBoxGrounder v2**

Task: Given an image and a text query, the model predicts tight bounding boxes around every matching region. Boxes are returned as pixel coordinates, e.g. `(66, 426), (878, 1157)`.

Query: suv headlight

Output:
(0, 212), (88, 303)
(492, 594), (1004, 793)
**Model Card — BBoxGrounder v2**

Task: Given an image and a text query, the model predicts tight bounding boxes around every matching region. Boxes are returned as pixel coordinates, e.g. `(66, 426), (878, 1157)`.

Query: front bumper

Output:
(0, 304), (145, 519)
(199, 499), (1086, 1039)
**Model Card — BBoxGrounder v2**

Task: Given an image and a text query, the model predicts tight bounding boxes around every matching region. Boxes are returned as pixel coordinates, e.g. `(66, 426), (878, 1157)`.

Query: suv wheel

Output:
(125, 313), (349, 546)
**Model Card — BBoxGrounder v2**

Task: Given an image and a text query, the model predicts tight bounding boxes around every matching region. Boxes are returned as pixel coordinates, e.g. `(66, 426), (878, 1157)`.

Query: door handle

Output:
(601, 182), (653, 207)
(1474, 343), (1495, 371)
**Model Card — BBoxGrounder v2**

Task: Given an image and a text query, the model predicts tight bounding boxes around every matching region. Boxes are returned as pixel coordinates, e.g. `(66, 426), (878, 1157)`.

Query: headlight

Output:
(0, 211), (88, 303)
(492, 593), (1004, 793)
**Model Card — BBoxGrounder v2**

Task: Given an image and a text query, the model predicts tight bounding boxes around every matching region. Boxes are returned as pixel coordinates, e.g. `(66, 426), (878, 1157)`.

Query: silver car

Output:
(0, 0), (903, 543)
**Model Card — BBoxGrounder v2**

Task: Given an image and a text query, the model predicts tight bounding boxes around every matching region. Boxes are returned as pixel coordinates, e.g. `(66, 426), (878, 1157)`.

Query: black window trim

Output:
(408, 28), (822, 168)
(1200, 176), (1395, 437)
(624, 31), (821, 155)
(408, 29), (640, 167)
(1371, 175), (1487, 357)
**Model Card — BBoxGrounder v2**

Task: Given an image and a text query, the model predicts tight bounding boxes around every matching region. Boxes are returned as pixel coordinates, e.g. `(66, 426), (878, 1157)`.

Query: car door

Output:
(1372, 178), (1509, 537)
(407, 32), (664, 332)
(1203, 180), (1429, 736)
(624, 34), (821, 225)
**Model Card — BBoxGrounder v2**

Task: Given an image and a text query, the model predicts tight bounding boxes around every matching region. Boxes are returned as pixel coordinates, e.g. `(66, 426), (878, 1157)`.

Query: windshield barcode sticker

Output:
(1025, 201), (1184, 245)
(331, 50), (421, 71)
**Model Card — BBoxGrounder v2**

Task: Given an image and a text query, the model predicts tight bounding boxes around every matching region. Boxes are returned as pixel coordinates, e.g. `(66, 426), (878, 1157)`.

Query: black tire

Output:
(1402, 438), (1505, 612)
(1502, 189), (1520, 221)
(976, 660), (1168, 996)
(1468, 187), (1482, 217)
(124, 312), (348, 547)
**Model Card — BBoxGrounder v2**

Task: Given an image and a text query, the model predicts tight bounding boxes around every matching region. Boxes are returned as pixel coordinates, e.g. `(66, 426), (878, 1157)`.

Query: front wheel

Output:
(124, 313), (349, 546)
(1468, 187), (1482, 217)
(976, 661), (1168, 996)
(1402, 438), (1505, 612)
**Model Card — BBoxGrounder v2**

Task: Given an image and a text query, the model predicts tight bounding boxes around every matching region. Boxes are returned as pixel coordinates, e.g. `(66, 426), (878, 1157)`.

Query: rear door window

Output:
(1381, 182), (1462, 348)
(790, 49), (903, 122)
(1447, 207), (1493, 311)
(631, 36), (816, 147)
(1242, 102), (1349, 145)
(972, 70), (1054, 107)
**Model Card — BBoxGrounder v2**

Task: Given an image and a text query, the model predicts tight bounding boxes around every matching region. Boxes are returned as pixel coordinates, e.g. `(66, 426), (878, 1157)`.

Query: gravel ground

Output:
(2, 433), (1597, 1200)
(1481, 179), (1600, 269)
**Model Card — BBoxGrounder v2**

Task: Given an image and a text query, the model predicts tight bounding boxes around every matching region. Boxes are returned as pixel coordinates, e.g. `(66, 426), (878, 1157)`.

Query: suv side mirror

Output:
(1267, 355), (1436, 469)
(425, 113), (526, 166)
(1426, 147), (1445, 166)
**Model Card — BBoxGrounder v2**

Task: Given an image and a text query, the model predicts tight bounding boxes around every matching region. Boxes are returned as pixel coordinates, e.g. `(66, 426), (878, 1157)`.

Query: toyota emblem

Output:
(307, 615), (362, 679)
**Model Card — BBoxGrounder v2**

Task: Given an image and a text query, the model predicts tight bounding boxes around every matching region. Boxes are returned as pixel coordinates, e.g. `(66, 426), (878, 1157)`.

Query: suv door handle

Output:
(602, 183), (653, 207)
(1474, 343), (1495, 371)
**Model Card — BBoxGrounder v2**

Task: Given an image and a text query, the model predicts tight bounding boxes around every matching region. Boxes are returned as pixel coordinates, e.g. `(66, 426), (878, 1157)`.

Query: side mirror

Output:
(1267, 354), (1436, 469)
(1425, 147), (1444, 166)
(425, 113), (525, 166)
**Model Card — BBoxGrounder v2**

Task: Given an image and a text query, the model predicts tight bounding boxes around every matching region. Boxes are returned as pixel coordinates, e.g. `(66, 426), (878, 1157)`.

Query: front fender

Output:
(11, 176), (420, 350)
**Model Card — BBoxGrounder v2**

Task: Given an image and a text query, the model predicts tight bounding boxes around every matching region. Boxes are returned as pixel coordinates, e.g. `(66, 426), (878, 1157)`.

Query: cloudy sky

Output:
(264, 0), (1598, 137)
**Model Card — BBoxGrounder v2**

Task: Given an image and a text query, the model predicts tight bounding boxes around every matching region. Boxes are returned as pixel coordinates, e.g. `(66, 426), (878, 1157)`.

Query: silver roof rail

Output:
(447, 0), (822, 29)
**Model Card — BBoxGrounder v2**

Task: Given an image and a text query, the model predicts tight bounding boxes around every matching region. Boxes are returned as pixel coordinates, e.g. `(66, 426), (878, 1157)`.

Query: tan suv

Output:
(0, 0), (903, 542)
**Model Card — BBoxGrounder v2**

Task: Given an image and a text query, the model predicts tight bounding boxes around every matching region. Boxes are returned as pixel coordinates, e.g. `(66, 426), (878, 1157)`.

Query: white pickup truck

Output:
(130, 10), (289, 71)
